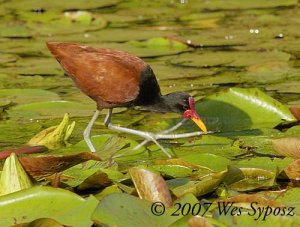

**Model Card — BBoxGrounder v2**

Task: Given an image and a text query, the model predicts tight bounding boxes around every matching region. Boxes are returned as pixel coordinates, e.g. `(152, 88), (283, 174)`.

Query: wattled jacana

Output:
(47, 42), (207, 158)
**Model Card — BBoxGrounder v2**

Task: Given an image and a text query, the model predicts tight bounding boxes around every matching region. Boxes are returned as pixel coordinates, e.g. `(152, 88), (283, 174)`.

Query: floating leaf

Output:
(95, 185), (122, 201)
(19, 152), (101, 180)
(187, 216), (214, 227)
(0, 88), (61, 105)
(197, 87), (296, 131)
(181, 153), (230, 172)
(289, 107), (300, 121)
(280, 159), (300, 180)
(221, 194), (283, 207)
(7, 100), (94, 119)
(152, 164), (194, 178)
(272, 137), (300, 159)
(0, 153), (32, 196)
(0, 53), (17, 64)
(170, 50), (290, 68)
(0, 145), (47, 160)
(93, 193), (174, 226)
(266, 80), (300, 94)
(129, 166), (172, 207)
(229, 168), (276, 191)
(22, 218), (64, 227)
(2, 0), (121, 11)
(0, 186), (98, 227)
(172, 171), (226, 197)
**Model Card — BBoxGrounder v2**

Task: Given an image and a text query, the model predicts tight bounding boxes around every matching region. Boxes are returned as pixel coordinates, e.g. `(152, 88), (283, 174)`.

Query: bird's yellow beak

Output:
(191, 117), (207, 133)
(183, 97), (208, 133)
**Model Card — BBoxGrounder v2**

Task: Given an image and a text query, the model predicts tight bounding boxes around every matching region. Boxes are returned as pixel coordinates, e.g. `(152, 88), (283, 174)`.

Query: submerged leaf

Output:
(0, 153), (32, 196)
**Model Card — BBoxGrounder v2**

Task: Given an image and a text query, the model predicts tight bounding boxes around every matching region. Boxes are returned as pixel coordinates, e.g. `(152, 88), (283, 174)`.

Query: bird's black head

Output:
(162, 92), (190, 113)
(162, 92), (208, 133)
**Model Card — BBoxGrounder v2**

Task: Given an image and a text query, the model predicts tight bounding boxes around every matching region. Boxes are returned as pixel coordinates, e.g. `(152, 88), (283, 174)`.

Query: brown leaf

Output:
(129, 167), (172, 207)
(19, 152), (101, 180)
(272, 137), (300, 159)
(290, 107), (300, 121)
(281, 159), (300, 180)
(0, 146), (47, 160)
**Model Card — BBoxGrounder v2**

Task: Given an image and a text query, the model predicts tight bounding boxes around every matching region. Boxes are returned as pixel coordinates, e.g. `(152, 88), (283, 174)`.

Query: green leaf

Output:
(170, 50), (291, 68)
(197, 87), (296, 131)
(0, 186), (98, 227)
(2, 0), (121, 11)
(172, 171), (226, 197)
(93, 193), (173, 227)
(229, 168), (276, 191)
(0, 88), (61, 105)
(181, 153), (231, 172)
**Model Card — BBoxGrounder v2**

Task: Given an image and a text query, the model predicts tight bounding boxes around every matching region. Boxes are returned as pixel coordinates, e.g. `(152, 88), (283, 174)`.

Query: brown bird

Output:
(47, 42), (207, 158)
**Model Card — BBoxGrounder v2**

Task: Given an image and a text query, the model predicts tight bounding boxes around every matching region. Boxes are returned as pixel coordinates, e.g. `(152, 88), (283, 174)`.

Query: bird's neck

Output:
(145, 94), (181, 113)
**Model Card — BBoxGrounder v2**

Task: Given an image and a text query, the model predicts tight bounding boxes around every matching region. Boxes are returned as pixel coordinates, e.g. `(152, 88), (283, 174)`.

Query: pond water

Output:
(1, 1), (300, 226)
(0, 0), (299, 156)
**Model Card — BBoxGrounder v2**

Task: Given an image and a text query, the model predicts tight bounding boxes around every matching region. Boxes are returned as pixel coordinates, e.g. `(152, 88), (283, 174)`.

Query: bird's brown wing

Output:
(47, 42), (147, 106)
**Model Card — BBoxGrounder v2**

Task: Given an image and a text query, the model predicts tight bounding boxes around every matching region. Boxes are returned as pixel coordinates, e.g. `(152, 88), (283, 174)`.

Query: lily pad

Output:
(93, 193), (174, 227)
(0, 186), (98, 227)
(181, 153), (231, 172)
(0, 88), (60, 105)
(7, 100), (95, 119)
(170, 50), (291, 68)
(196, 87), (296, 131)
(229, 168), (276, 191)
(93, 39), (192, 58)
(0, 53), (18, 64)
(2, 0), (121, 11)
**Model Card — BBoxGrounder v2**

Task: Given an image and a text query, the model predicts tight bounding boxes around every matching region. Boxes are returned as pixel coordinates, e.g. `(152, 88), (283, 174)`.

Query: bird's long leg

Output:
(104, 109), (172, 158)
(83, 110), (100, 152)
(130, 119), (188, 152)
(159, 119), (188, 134)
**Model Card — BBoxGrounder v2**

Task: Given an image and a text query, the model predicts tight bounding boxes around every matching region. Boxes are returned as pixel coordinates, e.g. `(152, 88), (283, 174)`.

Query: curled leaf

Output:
(129, 166), (172, 207)
(272, 137), (300, 159)
(28, 113), (75, 149)
(0, 153), (32, 196)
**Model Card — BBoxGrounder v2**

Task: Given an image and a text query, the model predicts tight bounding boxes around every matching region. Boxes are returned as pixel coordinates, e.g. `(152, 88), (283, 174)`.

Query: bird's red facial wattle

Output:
(183, 97), (207, 133)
